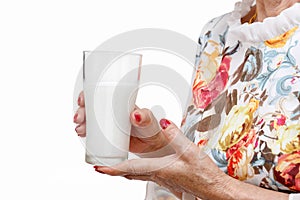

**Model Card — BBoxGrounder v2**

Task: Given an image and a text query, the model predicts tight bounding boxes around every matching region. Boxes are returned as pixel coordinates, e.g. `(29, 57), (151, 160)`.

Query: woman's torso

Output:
(182, 1), (300, 193)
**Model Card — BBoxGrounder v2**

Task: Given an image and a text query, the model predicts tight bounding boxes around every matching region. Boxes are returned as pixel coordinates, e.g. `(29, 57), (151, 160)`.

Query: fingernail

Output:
(73, 113), (78, 122)
(160, 119), (171, 129)
(78, 96), (81, 105)
(94, 166), (104, 174)
(134, 112), (141, 123)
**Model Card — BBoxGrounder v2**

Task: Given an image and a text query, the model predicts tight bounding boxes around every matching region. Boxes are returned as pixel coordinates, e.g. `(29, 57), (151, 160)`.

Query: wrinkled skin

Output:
(73, 92), (224, 199)
(74, 93), (290, 200)
(94, 120), (227, 199)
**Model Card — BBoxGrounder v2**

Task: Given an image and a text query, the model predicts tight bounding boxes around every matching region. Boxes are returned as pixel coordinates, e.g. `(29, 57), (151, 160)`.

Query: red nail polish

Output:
(134, 112), (141, 122)
(73, 113), (78, 122)
(160, 119), (171, 129)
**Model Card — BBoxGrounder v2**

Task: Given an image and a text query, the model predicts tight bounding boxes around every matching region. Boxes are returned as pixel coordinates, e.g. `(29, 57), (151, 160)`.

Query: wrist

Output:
(205, 171), (237, 200)
(189, 154), (237, 199)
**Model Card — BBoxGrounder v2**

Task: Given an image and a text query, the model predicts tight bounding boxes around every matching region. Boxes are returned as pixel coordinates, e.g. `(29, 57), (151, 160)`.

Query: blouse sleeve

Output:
(290, 194), (300, 200)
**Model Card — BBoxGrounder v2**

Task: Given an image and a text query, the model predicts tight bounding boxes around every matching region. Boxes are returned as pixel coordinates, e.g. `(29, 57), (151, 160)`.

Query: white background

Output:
(0, 0), (237, 199)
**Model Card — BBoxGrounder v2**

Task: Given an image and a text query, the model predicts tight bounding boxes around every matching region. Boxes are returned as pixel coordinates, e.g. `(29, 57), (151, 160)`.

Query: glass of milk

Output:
(83, 51), (142, 166)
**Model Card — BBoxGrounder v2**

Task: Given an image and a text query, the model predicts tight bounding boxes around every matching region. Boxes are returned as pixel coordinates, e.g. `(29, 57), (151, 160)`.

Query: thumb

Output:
(130, 108), (161, 138)
(159, 119), (193, 155)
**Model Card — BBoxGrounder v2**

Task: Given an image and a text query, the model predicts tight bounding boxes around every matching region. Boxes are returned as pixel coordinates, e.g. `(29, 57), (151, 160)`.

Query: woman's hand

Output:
(94, 119), (290, 200)
(73, 91), (171, 155)
(94, 119), (226, 199)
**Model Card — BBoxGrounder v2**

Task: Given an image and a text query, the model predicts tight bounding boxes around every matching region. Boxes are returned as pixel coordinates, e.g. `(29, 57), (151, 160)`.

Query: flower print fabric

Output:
(146, 1), (300, 199)
(181, 0), (300, 193)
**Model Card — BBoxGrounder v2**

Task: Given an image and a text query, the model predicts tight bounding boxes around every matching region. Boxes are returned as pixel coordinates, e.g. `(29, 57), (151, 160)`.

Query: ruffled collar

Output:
(227, 0), (300, 43)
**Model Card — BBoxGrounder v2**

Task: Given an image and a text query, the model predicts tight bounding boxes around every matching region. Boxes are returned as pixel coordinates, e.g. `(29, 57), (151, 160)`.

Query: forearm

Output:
(194, 172), (289, 200)
(227, 176), (288, 200)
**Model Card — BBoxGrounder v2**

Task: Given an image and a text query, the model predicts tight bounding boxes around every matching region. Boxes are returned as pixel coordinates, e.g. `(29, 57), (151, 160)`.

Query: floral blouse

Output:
(146, 0), (300, 199)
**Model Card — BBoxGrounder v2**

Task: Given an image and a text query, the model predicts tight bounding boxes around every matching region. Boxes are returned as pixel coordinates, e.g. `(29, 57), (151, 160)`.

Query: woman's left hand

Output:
(94, 119), (228, 199)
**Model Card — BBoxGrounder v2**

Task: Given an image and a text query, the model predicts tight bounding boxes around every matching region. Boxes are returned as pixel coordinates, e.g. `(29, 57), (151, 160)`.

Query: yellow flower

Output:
(265, 26), (298, 48)
(219, 99), (259, 151)
(193, 40), (222, 88)
(271, 123), (300, 154)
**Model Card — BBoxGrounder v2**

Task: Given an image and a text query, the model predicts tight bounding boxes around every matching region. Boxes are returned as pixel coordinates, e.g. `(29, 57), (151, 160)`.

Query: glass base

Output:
(85, 154), (127, 166)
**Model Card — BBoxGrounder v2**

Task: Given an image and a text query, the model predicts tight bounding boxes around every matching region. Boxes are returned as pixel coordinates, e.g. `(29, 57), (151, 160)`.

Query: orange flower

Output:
(227, 129), (256, 181)
(226, 129), (257, 159)
(274, 152), (300, 191)
(197, 139), (208, 147)
(265, 26), (298, 48)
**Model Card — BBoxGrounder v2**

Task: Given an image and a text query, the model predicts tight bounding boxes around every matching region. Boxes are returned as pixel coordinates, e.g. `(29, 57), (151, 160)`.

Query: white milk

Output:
(83, 51), (141, 166)
(84, 82), (138, 166)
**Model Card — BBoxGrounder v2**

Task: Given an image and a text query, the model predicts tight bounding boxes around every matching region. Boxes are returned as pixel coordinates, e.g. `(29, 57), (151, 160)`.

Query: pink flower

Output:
(193, 56), (231, 109)
(277, 115), (286, 126)
(271, 114), (287, 130)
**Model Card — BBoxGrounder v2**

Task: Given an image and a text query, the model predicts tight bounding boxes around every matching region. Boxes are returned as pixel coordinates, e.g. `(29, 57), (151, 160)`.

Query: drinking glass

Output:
(83, 51), (142, 166)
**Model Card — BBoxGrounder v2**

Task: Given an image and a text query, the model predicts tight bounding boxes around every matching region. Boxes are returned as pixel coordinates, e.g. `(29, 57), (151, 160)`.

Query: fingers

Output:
(94, 158), (159, 177)
(74, 107), (85, 124)
(77, 91), (85, 106)
(75, 123), (86, 137)
(130, 108), (152, 126)
(74, 91), (86, 137)
(159, 119), (194, 156)
(130, 108), (161, 138)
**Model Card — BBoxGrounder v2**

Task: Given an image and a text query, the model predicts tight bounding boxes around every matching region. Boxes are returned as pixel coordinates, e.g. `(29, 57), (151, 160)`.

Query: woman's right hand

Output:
(73, 91), (171, 155)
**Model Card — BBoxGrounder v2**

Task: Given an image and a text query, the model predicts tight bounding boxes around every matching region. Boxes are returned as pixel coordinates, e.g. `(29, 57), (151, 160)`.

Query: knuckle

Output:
(78, 132), (86, 137)
(141, 108), (152, 115)
(153, 169), (168, 181)
(168, 125), (178, 134)
(183, 145), (199, 161)
(166, 126), (179, 139)
(78, 107), (85, 113)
